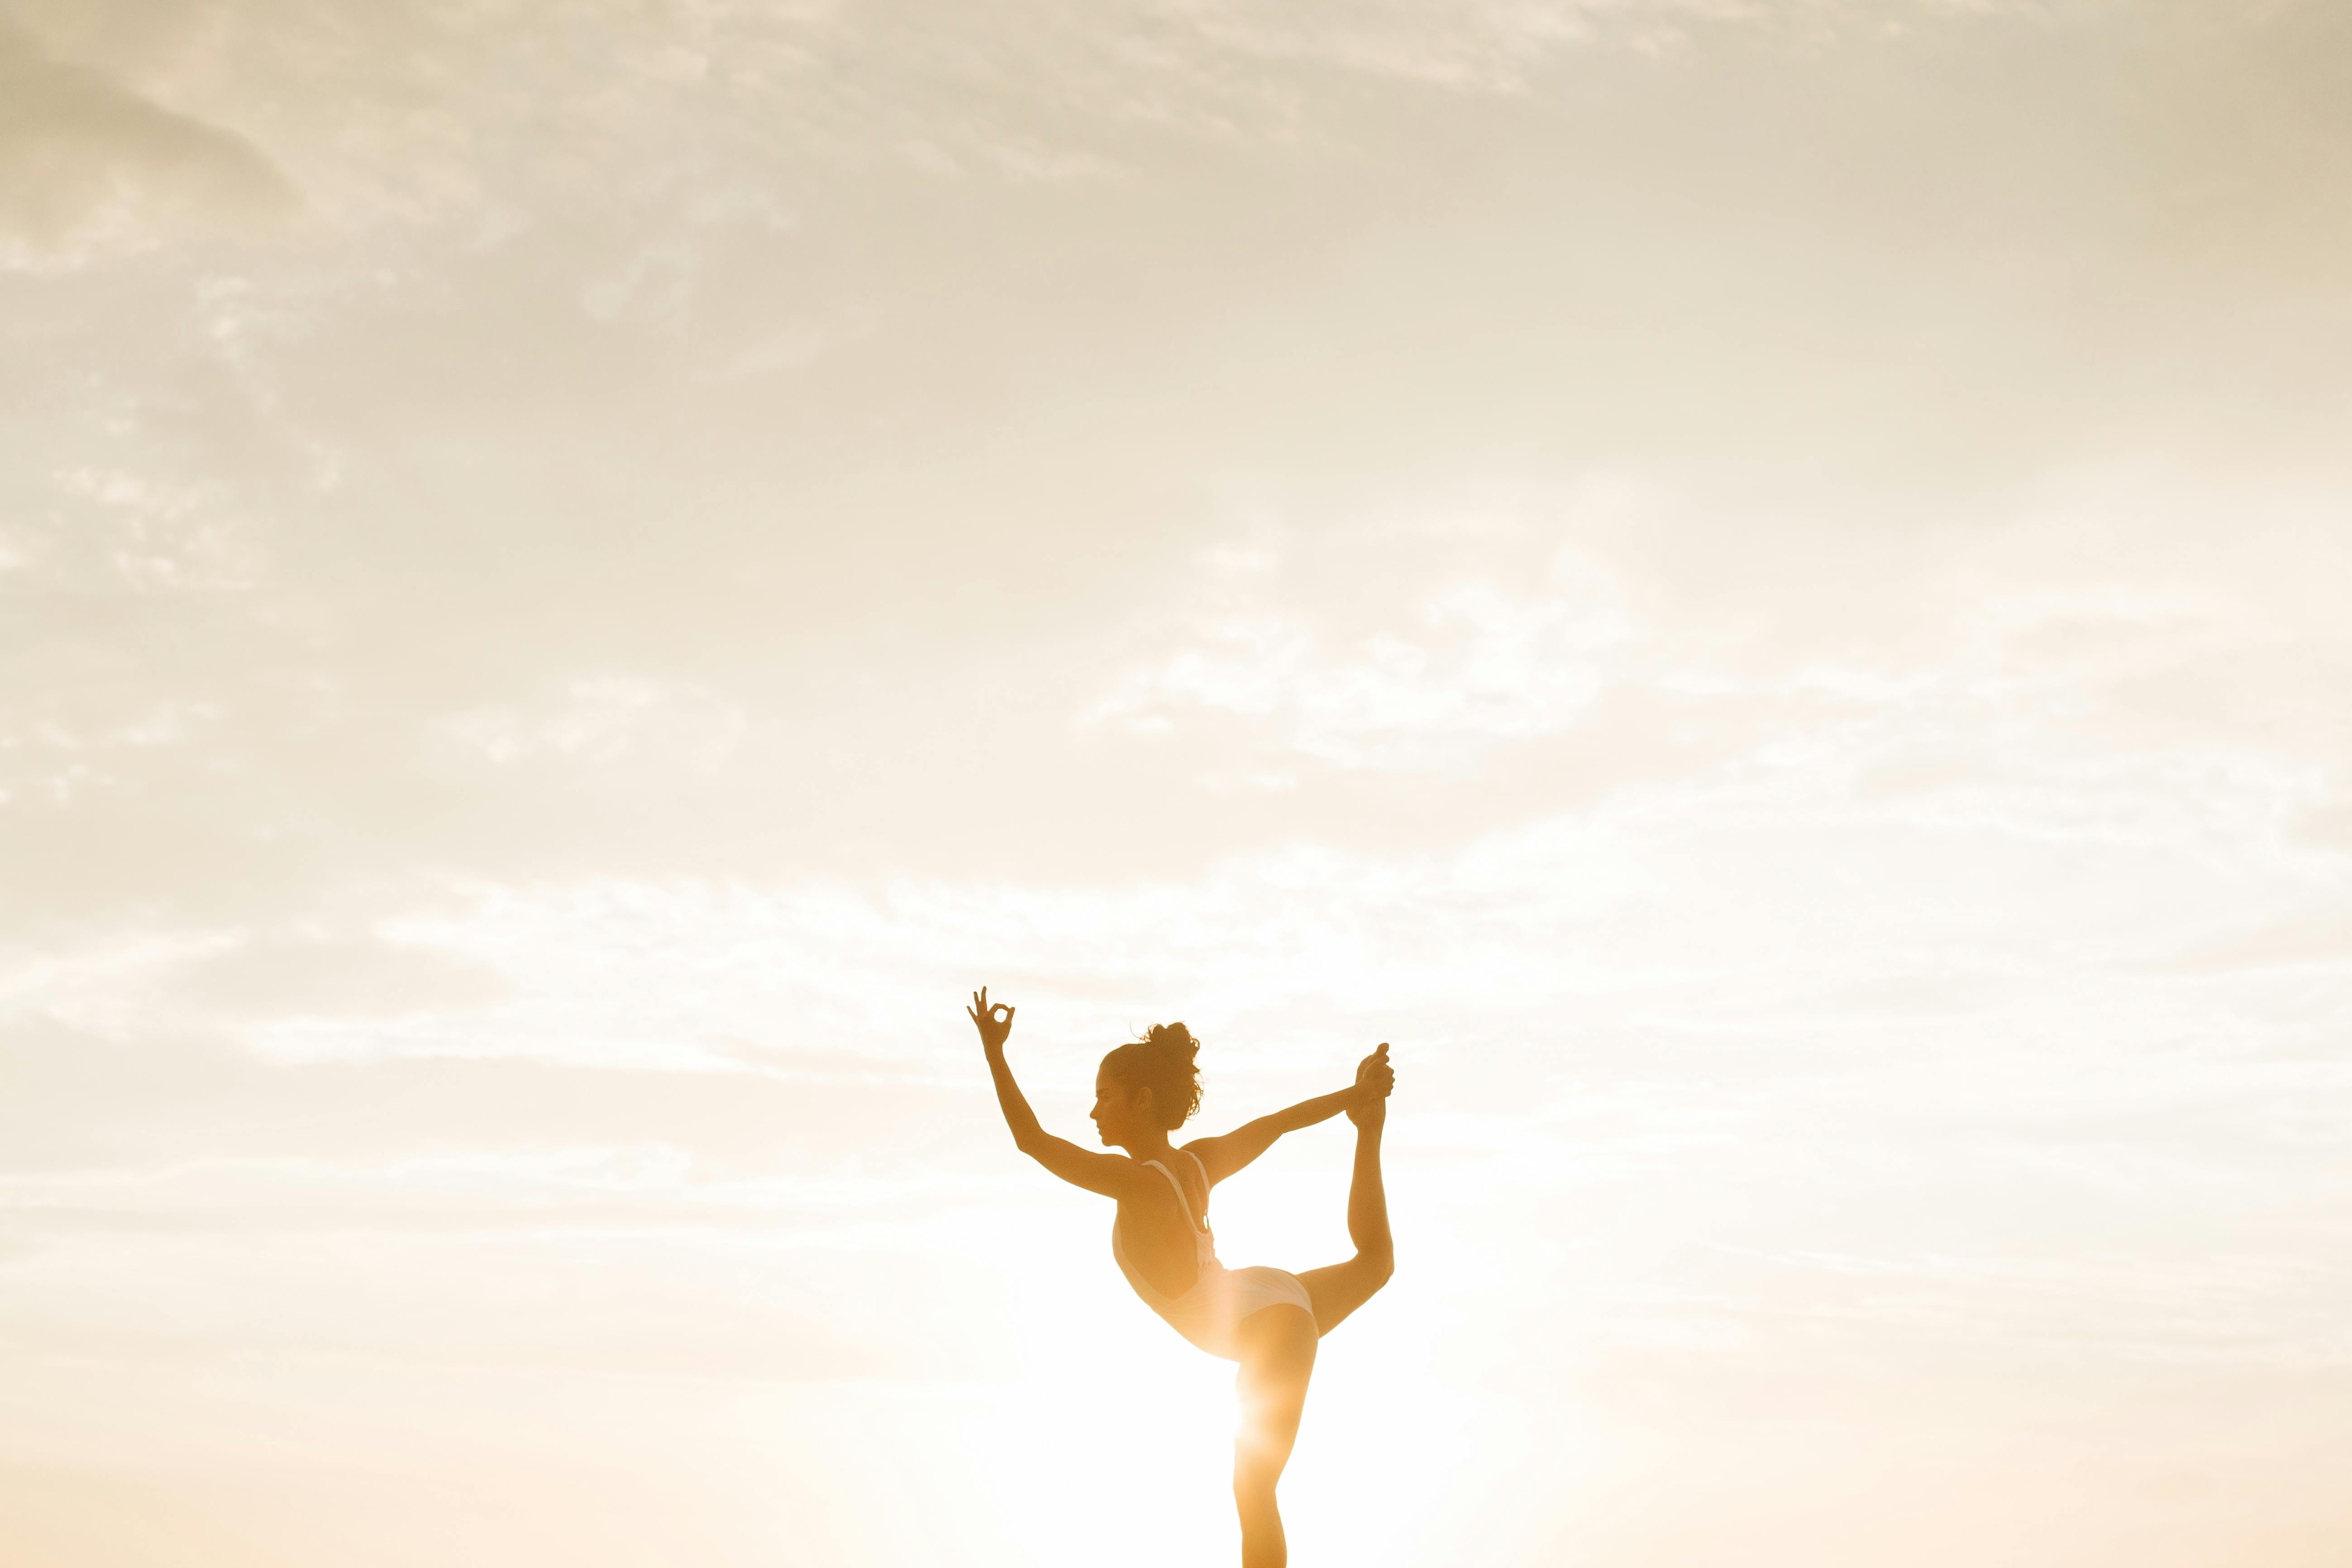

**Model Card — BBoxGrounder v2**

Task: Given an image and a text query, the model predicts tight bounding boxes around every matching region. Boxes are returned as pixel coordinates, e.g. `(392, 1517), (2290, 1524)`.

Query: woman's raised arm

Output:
(971, 988), (1149, 1201)
(1185, 1044), (1393, 1186)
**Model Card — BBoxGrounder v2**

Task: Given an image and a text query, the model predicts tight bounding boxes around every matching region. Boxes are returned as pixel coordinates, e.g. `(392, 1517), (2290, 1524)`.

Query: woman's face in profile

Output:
(1091, 1069), (1145, 1147)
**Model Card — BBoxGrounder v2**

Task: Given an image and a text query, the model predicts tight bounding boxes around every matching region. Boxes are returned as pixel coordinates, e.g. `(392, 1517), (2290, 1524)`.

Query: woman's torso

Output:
(1112, 1151), (1217, 1300)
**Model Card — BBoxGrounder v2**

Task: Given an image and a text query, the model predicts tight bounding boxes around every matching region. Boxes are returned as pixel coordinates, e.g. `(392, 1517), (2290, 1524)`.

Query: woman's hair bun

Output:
(1145, 1021), (1198, 1059)
(1102, 1021), (1205, 1129)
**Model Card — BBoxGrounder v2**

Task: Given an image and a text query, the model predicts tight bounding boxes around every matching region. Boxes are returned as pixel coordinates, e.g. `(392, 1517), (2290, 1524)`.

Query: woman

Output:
(969, 987), (1395, 1568)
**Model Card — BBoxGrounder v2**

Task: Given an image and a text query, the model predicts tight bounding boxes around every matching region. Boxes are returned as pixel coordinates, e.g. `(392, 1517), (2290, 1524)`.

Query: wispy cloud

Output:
(0, 18), (296, 266)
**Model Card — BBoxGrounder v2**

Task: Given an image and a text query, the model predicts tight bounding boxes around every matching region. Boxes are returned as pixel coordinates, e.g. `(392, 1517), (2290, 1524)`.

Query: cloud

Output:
(435, 679), (750, 777)
(0, 19), (296, 266)
(0, 1020), (257, 1170)
(1087, 566), (1637, 772)
(2159, 910), (2352, 975)
(1153, 0), (1610, 90)
(171, 934), (513, 1018)
(47, 466), (266, 592)
(0, 0), (2079, 273)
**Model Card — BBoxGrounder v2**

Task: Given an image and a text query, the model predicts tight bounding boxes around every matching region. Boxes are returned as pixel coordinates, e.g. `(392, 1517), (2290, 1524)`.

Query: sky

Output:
(3, 0), (2350, 1563)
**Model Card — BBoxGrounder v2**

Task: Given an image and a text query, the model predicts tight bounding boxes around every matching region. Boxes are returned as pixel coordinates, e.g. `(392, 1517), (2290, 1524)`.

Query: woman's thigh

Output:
(1297, 1258), (1387, 1337)
(1232, 1305), (1317, 1470)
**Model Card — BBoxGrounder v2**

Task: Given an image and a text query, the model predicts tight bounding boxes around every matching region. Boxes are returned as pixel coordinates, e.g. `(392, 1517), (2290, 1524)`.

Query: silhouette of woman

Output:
(969, 987), (1395, 1568)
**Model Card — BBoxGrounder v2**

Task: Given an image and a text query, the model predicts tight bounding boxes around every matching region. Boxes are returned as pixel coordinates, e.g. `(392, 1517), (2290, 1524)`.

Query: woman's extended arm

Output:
(971, 988), (1146, 1201)
(1184, 1044), (1393, 1185)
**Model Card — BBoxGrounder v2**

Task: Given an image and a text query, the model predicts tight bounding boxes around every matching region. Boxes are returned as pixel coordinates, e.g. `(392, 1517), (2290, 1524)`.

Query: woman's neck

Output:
(1124, 1128), (1177, 1161)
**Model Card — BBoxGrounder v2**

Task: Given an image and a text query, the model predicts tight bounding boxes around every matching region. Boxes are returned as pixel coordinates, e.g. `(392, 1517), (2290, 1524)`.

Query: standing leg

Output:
(1298, 1046), (1394, 1335)
(1231, 1305), (1317, 1568)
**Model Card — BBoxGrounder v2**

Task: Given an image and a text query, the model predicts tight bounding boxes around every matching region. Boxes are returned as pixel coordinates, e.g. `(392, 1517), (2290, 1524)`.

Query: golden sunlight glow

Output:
(5, 1), (2350, 1564)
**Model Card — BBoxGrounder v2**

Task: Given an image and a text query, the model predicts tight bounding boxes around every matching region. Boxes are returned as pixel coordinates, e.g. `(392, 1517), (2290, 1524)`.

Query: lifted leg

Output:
(1300, 1047), (1394, 1335)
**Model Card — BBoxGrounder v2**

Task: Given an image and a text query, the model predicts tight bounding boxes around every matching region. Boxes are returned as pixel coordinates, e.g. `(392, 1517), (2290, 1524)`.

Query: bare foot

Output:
(1347, 1043), (1393, 1128)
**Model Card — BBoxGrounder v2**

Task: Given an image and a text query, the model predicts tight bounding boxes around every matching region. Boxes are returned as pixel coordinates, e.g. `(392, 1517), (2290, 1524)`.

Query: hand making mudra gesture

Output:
(969, 985), (1395, 1568)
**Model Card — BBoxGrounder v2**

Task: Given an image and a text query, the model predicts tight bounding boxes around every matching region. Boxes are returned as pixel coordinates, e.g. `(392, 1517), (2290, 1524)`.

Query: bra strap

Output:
(1141, 1158), (1204, 1230)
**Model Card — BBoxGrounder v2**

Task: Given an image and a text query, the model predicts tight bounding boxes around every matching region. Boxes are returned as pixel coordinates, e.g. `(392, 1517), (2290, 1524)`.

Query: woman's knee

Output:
(1236, 1424), (1296, 1478)
(1234, 1419), (1298, 1491)
(1237, 1381), (1306, 1460)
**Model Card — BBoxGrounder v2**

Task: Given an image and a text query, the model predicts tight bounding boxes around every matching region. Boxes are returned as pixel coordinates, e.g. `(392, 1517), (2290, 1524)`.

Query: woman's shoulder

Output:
(1119, 1154), (1182, 1196)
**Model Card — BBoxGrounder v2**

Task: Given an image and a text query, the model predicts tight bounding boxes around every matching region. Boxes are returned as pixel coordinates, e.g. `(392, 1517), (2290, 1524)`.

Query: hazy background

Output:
(4, 1), (2349, 1563)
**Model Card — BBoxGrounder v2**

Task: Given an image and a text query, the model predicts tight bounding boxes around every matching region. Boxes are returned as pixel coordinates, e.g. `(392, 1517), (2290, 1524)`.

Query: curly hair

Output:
(1100, 1022), (1204, 1130)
